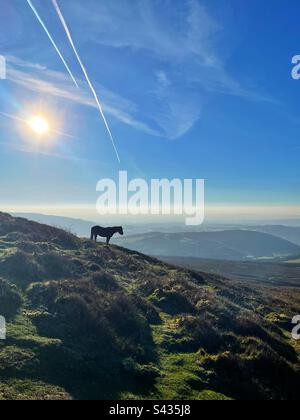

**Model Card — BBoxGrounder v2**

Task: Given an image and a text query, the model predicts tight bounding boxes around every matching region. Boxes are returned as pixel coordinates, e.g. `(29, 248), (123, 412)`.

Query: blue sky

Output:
(0, 0), (300, 220)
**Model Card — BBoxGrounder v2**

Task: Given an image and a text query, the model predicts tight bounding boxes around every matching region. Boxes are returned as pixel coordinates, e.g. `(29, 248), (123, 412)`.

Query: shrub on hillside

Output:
(90, 271), (120, 292)
(0, 251), (42, 288)
(37, 252), (84, 279)
(130, 294), (161, 325)
(205, 342), (300, 400)
(122, 358), (160, 384)
(149, 288), (195, 315)
(27, 277), (156, 363)
(54, 293), (114, 343)
(0, 278), (23, 318)
(105, 292), (154, 357)
(234, 313), (297, 362)
(179, 315), (223, 353)
(26, 281), (60, 310)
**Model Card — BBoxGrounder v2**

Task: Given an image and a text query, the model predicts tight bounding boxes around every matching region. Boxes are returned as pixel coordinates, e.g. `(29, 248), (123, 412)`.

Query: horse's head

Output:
(117, 226), (124, 236)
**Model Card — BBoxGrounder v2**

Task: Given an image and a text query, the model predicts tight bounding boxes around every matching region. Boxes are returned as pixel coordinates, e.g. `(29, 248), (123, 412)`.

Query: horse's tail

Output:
(90, 227), (94, 240)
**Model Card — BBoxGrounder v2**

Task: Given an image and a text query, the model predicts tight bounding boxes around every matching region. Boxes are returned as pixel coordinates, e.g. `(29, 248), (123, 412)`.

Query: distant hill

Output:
(0, 212), (300, 400)
(12, 213), (166, 237)
(251, 225), (300, 246)
(116, 230), (300, 261)
(12, 214), (300, 251)
(13, 213), (95, 238)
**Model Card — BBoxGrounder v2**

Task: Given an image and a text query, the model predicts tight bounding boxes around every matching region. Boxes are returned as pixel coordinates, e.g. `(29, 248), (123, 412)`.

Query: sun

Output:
(29, 116), (49, 135)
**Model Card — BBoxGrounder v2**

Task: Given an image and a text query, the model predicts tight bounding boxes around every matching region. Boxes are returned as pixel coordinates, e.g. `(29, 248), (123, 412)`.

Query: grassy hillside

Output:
(0, 213), (299, 400)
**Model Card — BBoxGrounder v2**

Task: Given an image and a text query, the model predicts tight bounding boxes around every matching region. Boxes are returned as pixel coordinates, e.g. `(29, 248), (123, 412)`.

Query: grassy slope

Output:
(0, 213), (299, 400)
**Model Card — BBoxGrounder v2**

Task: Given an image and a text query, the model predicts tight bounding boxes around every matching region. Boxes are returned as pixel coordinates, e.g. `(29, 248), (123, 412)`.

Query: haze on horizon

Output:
(1, 204), (300, 226)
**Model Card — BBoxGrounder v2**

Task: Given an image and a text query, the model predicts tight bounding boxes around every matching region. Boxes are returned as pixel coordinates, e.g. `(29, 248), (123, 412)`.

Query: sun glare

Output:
(29, 116), (49, 135)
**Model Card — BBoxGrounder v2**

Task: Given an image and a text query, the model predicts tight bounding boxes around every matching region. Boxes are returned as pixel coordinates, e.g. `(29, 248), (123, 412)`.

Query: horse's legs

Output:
(106, 236), (111, 245)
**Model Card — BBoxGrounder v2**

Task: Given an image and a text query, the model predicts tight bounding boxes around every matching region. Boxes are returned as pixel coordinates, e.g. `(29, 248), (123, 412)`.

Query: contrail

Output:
(0, 111), (25, 124)
(51, 0), (121, 163)
(26, 0), (78, 88)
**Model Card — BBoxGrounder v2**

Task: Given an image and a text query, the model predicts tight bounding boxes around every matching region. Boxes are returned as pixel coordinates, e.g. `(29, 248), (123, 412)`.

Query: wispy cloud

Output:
(6, 0), (276, 140)
(60, 0), (275, 138)
(10, 144), (89, 162)
(156, 71), (171, 90)
(6, 56), (160, 137)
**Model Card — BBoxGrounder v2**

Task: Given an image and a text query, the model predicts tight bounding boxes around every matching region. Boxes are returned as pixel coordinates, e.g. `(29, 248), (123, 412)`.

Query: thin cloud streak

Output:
(52, 0), (121, 163)
(6, 63), (160, 137)
(26, 0), (79, 88)
(0, 111), (75, 139)
(11, 145), (90, 162)
(66, 0), (278, 137)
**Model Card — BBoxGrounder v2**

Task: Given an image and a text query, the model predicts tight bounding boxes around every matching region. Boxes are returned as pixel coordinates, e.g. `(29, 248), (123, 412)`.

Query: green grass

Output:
(140, 313), (230, 400)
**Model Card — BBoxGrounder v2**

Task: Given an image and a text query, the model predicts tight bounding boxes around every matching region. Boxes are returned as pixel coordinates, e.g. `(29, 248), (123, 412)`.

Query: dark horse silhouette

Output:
(91, 226), (124, 245)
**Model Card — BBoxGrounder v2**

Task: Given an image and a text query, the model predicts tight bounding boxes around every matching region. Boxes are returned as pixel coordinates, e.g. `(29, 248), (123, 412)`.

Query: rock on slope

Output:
(0, 212), (299, 400)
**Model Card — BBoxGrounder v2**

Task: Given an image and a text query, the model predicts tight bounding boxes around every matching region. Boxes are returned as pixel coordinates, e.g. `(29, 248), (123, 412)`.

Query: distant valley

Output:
(161, 256), (300, 288)
(116, 230), (300, 261)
